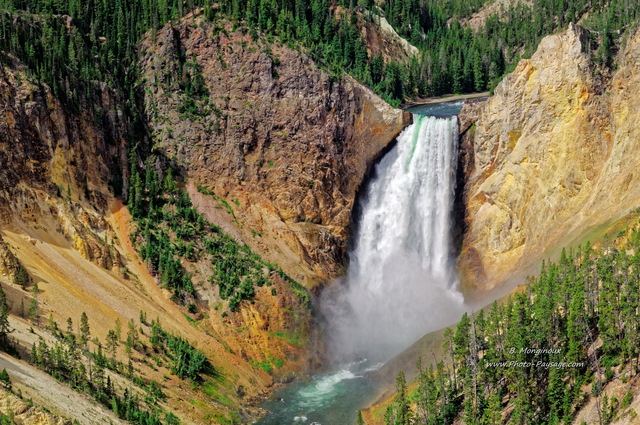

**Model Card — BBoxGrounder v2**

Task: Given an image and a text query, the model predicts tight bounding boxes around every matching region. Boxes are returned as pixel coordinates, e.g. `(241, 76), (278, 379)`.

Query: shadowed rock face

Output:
(458, 24), (640, 291)
(140, 16), (411, 284)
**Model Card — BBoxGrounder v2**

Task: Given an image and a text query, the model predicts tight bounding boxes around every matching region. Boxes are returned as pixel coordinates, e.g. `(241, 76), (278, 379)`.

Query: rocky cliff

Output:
(140, 14), (411, 285)
(0, 58), (127, 269)
(0, 52), (315, 423)
(0, 9), (412, 422)
(343, 6), (419, 64)
(458, 23), (640, 290)
(0, 387), (70, 425)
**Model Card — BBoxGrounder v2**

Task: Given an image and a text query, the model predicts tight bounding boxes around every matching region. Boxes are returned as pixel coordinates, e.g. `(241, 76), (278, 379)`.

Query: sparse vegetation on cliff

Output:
(128, 159), (305, 312)
(21, 308), (222, 425)
(29, 315), (188, 424)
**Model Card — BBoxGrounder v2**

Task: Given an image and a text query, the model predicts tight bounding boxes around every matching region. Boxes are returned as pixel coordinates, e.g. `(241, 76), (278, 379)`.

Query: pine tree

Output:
(28, 283), (39, 325)
(482, 390), (502, 424)
(370, 54), (384, 85)
(472, 49), (485, 92)
(0, 286), (10, 349)
(114, 318), (122, 342)
(47, 313), (57, 332)
(106, 329), (118, 361)
(14, 264), (30, 288)
(126, 318), (139, 354)
(415, 358), (438, 425)
(28, 297), (38, 324)
(163, 168), (177, 194)
(80, 312), (90, 348)
(139, 310), (147, 325)
(443, 327), (458, 387)
(0, 369), (11, 391)
(385, 371), (411, 425)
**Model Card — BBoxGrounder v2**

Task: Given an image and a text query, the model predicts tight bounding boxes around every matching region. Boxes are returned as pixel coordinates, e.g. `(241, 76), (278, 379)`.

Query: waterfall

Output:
(322, 114), (466, 362)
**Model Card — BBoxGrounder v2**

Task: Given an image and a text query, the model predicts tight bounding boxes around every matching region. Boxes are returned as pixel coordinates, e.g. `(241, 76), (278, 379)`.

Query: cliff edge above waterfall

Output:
(458, 23), (640, 290)
(140, 16), (411, 285)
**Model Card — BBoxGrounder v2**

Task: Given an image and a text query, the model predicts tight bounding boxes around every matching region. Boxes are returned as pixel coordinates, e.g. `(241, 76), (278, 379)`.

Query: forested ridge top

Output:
(1, 0), (639, 110)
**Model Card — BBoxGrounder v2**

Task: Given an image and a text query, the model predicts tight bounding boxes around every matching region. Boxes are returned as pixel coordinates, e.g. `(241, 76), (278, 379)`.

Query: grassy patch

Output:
(271, 330), (304, 346)
(202, 381), (235, 407)
(250, 355), (285, 373)
(210, 411), (242, 425)
(251, 359), (273, 373)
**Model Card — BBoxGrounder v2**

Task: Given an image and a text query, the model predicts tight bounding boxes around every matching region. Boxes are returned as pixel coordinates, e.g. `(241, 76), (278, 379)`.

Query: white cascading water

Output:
(322, 114), (466, 362)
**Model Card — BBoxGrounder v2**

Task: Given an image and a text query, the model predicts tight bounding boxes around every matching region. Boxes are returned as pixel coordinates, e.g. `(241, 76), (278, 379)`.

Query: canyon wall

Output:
(0, 10), (411, 421)
(140, 15), (411, 285)
(459, 24), (640, 290)
(0, 48), (316, 424)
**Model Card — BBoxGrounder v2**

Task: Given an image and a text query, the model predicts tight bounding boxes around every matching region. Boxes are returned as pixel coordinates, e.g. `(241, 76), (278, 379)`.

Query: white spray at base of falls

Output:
(321, 114), (466, 362)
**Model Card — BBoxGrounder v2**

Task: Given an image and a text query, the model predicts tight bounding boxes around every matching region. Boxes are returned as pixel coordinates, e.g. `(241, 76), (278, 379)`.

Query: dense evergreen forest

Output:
(382, 0), (640, 98)
(382, 224), (640, 425)
(2, 0), (640, 110)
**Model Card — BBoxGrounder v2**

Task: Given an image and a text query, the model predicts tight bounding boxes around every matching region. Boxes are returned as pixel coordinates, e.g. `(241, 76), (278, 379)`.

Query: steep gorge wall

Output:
(140, 15), (411, 285)
(0, 11), (412, 421)
(0, 53), (313, 423)
(459, 23), (640, 290)
(0, 58), (127, 269)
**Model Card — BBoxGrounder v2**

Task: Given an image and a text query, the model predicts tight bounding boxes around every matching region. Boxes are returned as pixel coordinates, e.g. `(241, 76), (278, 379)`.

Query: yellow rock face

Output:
(460, 24), (640, 290)
(0, 388), (68, 425)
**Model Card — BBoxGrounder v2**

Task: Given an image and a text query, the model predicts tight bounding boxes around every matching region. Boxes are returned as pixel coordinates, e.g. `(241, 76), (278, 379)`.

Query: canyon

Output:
(3, 1), (640, 424)
(361, 23), (640, 425)
(140, 14), (410, 286)
(0, 11), (410, 424)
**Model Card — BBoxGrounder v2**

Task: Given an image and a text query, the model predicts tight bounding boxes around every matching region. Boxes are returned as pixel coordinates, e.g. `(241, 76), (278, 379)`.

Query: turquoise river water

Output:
(255, 360), (381, 425)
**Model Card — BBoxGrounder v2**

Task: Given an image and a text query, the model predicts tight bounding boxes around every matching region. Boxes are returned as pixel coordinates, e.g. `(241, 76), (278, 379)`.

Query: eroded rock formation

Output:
(459, 24), (640, 290)
(0, 59), (126, 269)
(140, 16), (411, 284)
